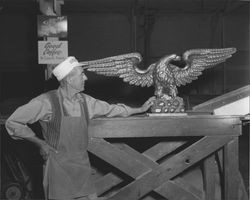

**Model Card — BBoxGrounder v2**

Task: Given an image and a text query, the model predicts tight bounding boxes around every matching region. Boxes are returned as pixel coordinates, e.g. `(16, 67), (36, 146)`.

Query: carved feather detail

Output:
(174, 48), (236, 86)
(83, 53), (154, 87)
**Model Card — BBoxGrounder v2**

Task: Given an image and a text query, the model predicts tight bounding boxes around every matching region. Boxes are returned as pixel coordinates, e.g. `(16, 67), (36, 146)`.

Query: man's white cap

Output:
(53, 56), (83, 81)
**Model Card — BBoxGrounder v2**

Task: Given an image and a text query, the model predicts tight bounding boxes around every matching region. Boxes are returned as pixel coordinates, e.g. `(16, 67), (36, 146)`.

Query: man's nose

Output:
(83, 75), (88, 80)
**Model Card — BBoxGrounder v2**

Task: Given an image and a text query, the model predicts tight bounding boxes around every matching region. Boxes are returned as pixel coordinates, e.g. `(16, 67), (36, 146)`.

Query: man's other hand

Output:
(39, 143), (58, 160)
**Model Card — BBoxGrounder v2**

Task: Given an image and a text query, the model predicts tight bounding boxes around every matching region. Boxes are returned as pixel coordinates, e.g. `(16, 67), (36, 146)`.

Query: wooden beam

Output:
(203, 155), (217, 200)
(106, 136), (234, 200)
(102, 141), (202, 199)
(95, 173), (121, 195)
(193, 85), (250, 111)
(143, 141), (186, 161)
(89, 116), (241, 137)
(155, 180), (202, 200)
(88, 138), (151, 178)
(92, 140), (202, 199)
(223, 138), (248, 200)
(113, 143), (158, 168)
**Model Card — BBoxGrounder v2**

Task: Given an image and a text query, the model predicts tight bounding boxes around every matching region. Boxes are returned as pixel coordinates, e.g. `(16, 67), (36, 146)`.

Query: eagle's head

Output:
(170, 54), (181, 61)
(158, 54), (181, 67)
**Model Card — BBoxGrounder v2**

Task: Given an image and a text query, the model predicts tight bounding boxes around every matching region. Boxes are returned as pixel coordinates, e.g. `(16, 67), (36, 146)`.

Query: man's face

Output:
(68, 66), (88, 91)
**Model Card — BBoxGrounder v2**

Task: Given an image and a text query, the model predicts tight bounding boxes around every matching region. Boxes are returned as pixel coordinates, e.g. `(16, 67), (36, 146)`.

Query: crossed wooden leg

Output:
(88, 136), (246, 200)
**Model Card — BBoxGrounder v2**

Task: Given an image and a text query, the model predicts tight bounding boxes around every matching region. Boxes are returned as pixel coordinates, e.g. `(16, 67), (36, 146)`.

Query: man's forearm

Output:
(26, 136), (57, 159)
(128, 107), (144, 116)
(25, 136), (47, 148)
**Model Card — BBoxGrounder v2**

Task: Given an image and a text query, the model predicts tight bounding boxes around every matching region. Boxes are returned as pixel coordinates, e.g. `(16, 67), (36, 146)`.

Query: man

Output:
(5, 56), (155, 200)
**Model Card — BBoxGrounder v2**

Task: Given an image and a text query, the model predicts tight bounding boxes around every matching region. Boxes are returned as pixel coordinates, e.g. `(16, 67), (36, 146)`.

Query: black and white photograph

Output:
(0, 0), (249, 200)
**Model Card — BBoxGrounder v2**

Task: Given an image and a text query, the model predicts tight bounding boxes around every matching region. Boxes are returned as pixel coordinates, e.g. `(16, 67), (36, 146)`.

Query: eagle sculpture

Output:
(81, 47), (236, 113)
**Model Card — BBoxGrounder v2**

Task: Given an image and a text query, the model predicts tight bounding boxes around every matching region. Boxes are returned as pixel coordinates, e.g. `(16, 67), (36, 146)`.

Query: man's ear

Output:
(65, 75), (72, 85)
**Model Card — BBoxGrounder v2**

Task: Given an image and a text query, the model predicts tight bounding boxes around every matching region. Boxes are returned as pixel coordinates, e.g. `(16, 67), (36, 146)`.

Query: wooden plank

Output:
(95, 143), (156, 196)
(97, 175), (202, 200)
(240, 120), (250, 196)
(237, 171), (249, 200)
(143, 141), (186, 161)
(173, 178), (204, 199)
(89, 116), (241, 137)
(140, 196), (156, 200)
(216, 150), (224, 176)
(193, 85), (250, 111)
(203, 155), (217, 200)
(143, 141), (203, 200)
(94, 142), (181, 198)
(95, 173), (121, 196)
(113, 143), (158, 169)
(113, 142), (202, 199)
(88, 138), (151, 178)
(224, 138), (248, 200)
(248, 120), (250, 196)
(223, 138), (238, 200)
(94, 141), (202, 199)
(114, 141), (189, 168)
(155, 180), (202, 200)
(107, 136), (234, 200)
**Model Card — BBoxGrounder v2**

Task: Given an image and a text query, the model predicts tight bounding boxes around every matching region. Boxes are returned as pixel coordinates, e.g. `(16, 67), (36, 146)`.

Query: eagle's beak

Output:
(174, 55), (181, 61)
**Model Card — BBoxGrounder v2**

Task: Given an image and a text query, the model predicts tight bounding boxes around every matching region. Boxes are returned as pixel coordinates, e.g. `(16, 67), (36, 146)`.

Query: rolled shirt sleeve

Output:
(84, 94), (133, 119)
(5, 94), (52, 140)
(5, 91), (134, 139)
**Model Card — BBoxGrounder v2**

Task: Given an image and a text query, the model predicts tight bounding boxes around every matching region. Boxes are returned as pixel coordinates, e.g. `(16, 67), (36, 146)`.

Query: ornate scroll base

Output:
(150, 96), (185, 113)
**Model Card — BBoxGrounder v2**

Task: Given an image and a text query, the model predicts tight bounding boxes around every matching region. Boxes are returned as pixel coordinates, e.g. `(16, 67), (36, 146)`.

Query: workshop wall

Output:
(0, 1), (249, 107)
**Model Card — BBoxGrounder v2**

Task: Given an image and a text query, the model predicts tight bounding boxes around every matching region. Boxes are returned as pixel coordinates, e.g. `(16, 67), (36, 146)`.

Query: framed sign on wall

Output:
(38, 40), (68, 64)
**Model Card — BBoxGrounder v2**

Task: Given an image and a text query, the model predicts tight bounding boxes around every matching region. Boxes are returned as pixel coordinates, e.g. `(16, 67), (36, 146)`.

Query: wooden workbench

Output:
(88, 115), (247, 200)
(1, 114), (247, 200)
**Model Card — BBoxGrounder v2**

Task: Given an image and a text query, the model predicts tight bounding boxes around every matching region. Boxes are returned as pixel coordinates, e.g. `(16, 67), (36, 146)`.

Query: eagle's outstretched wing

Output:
(81, 53), (154, 87)
(173, 47), (237, 86)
